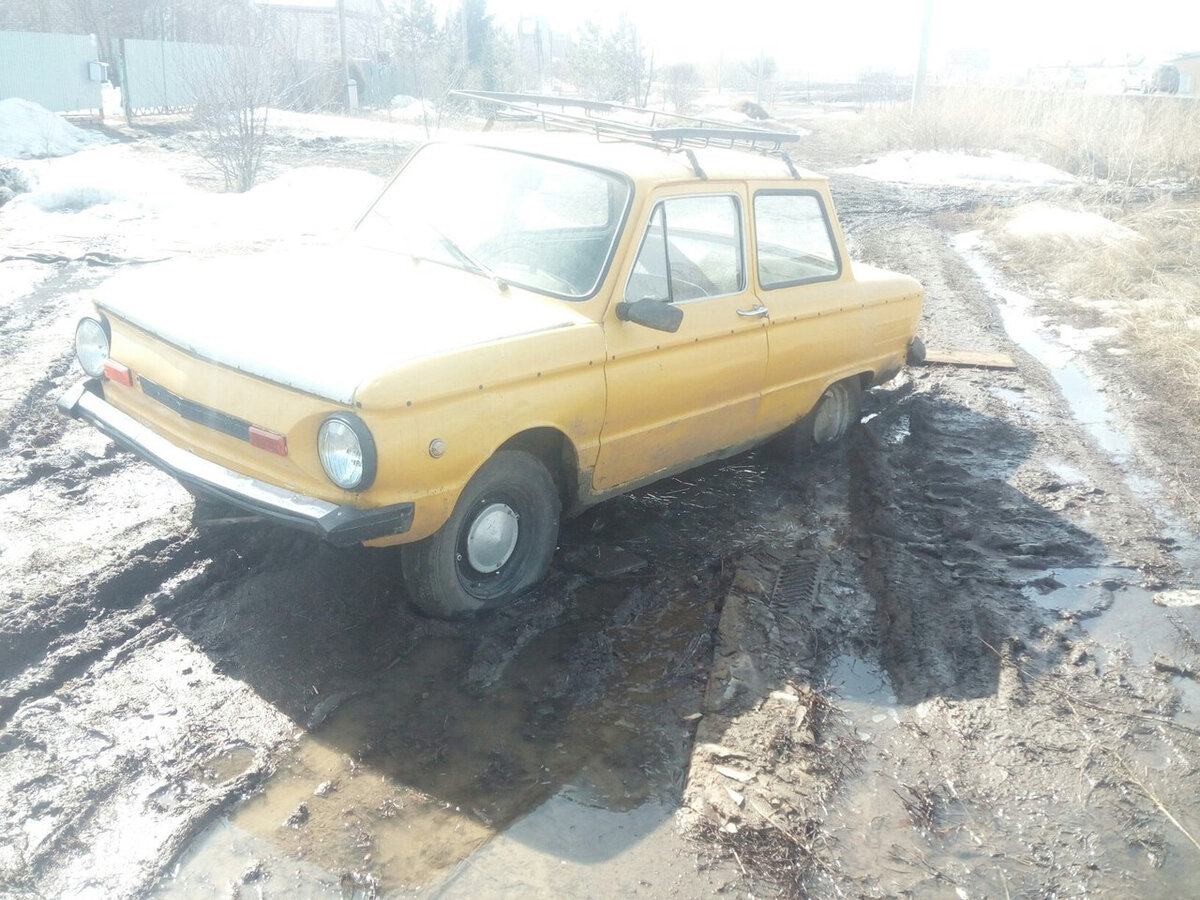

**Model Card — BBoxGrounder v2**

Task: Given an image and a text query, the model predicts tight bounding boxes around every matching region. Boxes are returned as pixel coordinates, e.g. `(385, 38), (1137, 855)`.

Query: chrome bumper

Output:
(57, 379), (413, 546)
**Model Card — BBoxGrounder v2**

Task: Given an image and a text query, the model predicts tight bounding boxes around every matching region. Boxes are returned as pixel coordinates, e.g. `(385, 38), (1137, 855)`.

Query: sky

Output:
(480, 0), (1200, 78)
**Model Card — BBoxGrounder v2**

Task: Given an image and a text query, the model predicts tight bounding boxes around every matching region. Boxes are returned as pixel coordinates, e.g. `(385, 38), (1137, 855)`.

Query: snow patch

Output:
(1, 140), (382, 259)
(389, 96), (431, 123)
(840, 150), (1076, 187)
(19, 145), (194, 214)
(0, 99), (112, 159)
(1004, 204), (1138, 241)
(267, 108), (435, 142)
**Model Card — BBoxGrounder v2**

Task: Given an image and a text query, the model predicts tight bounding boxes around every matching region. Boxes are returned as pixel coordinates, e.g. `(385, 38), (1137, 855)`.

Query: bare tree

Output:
(567, 17), (645, 103)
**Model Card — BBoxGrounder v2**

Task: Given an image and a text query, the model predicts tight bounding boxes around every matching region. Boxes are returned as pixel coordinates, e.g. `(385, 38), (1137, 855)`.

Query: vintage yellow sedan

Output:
(60, 120), (923, 617)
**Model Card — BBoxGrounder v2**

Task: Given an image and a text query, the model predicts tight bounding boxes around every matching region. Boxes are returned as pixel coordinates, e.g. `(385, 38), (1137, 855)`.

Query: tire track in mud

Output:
(846, 391), (1100, 703)
(0, 534), (223, 727)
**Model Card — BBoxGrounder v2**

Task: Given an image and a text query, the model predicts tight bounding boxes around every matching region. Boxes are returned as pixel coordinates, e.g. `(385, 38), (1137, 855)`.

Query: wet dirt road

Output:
(3, 145), (1199, 897)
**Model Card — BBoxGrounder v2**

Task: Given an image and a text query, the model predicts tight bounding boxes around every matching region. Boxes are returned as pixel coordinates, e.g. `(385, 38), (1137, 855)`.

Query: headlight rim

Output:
(317, 412), (378, 492)
(75, 316), (111, 378)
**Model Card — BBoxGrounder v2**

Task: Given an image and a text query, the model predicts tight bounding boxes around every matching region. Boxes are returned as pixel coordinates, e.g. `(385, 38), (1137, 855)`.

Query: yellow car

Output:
(60, 112), (922, 618)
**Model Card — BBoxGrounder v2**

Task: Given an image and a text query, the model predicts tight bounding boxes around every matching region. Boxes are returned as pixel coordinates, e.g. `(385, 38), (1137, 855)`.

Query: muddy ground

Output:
(2, 117), (1199, 898)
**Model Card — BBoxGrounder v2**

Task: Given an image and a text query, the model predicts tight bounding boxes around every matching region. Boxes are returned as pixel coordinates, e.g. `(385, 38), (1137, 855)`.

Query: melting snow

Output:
(1004, 204), (1138, 241)
(1, 141), (383, 259)
(841, 150), (1076, 187)
(0, 98), (112, 159)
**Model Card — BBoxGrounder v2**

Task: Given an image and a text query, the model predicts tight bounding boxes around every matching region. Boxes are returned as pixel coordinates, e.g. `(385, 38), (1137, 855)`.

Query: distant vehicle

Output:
(1122, 64), (1180, 94)
(60, 92), (924, 618)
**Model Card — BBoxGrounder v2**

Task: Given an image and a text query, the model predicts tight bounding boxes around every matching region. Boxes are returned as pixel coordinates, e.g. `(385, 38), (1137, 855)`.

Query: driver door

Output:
(593, 189), (768, 493)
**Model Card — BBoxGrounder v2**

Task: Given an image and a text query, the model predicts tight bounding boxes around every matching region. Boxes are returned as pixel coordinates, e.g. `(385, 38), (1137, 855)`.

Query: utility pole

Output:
(337, 0), (352, 111)
(912, 0), (934, 108)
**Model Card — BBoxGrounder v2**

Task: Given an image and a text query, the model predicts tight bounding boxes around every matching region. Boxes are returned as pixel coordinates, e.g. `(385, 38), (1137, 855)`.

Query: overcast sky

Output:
(479, 0), (1199, 77)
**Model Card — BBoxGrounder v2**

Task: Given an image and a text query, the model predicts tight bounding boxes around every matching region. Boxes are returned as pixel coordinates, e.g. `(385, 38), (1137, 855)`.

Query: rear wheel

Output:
(401, 451), (560, 618)
(809, 378), (863, 445)
(771, 377), (864, 462)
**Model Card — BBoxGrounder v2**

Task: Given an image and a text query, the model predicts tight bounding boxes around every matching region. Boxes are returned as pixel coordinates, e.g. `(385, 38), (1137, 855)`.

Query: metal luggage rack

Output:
(451, 90), (802, 177)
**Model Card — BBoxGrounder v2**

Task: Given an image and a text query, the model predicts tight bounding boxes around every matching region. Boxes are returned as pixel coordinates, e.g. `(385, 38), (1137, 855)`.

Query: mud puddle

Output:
(153, 542), (720, 897)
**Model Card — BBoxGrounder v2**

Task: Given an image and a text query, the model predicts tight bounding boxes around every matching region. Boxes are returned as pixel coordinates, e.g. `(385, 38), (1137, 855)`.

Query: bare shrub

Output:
(662, 63), (702, 113)
(188, 10), (290, 192)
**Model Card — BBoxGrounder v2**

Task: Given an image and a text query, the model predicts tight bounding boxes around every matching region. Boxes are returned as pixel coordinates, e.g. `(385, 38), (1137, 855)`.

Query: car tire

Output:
(907, 335), (926, 365)
(807, 378), (864, 446)
(401, 450), (560, 618)
(775, 376), (864, 460)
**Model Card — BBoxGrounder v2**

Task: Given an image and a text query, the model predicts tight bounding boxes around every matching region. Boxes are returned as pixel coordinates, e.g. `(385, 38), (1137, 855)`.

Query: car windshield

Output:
(354, 144), (631, 300)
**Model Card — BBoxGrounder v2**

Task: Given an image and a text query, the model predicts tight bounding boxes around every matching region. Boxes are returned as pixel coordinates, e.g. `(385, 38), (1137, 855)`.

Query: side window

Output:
(754, 192), (841, 288)
(624, 195), (744, 303)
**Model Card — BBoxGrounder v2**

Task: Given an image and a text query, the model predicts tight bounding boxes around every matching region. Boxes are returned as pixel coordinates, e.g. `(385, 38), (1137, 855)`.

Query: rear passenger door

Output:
(752, 188), (866, 432)
(594, 189), (769, 493)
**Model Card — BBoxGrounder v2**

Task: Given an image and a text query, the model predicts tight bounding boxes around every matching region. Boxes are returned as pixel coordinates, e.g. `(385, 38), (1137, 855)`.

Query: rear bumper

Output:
(58, 379), (413, 547)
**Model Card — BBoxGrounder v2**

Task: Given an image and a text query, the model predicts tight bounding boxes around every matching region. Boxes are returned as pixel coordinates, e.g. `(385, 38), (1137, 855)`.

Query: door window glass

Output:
(624, 195), (744, 303)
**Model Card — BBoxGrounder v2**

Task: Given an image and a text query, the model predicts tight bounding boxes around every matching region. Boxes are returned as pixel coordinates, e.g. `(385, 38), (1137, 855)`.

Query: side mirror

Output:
(615, 298), (683, 333)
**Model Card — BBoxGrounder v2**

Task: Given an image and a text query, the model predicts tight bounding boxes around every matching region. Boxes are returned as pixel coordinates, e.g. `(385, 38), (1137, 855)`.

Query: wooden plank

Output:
(923, 347), (1017, 370)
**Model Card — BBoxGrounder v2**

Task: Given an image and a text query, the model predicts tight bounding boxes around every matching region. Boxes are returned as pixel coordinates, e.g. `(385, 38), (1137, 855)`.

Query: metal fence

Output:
(1, 28), (401, 119)
(0, 31), (103, 114)
(120, 38), (227, 115)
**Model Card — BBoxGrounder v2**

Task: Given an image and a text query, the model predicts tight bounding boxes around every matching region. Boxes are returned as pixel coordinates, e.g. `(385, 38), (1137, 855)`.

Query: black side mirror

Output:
(615, 298), (683, 333)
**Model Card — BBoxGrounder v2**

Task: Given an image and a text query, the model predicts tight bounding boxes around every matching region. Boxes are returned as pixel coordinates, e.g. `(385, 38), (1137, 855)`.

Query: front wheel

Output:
(401, 451), (560, 618)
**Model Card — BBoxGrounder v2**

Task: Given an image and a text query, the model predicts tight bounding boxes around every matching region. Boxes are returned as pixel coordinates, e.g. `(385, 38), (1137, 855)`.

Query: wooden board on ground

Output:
(923, 347), (1017, 370)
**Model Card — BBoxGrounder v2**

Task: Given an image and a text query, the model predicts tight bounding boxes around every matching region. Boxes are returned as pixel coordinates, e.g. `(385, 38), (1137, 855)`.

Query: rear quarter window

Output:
(754, 191), (841, 288)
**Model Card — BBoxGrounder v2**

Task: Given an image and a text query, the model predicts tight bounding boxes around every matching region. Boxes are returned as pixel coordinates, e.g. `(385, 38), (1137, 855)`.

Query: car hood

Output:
(95, 243), (590, 405)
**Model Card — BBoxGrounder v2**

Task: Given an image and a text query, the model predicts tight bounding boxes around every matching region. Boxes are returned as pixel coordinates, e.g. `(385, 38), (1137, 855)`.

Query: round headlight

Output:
(317, 414), (377, 491)
(75, 317), (110, 377)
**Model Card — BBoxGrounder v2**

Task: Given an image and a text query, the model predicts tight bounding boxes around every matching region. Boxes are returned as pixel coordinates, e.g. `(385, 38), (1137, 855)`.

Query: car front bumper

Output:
(58, 379), (414, 547)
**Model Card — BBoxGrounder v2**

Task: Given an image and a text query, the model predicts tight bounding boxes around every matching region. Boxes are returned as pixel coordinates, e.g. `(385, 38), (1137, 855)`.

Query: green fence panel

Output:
(0, 31), (102, 113)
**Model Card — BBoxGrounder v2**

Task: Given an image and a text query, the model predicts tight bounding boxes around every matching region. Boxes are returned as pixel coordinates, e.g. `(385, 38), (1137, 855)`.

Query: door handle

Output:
(737, 304), (769, 318)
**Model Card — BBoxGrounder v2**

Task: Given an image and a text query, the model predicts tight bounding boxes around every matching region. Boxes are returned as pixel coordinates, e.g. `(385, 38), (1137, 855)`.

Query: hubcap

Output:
(465, 502), (520, 573)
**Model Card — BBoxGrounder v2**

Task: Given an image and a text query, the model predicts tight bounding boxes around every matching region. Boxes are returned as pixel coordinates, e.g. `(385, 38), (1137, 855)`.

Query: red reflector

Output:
(103, 360), (132, 386)
(249, 426), (288, 456)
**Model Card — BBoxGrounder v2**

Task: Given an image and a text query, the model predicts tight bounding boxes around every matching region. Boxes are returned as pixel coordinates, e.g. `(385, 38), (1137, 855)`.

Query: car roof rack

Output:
(451, 90), (802, 179)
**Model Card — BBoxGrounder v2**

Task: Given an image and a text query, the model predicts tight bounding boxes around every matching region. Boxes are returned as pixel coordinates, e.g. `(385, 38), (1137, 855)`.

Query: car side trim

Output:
(57, 379), (413, 547)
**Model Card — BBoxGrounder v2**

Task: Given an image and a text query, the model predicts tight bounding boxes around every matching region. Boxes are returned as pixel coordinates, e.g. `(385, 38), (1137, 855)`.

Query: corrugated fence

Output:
(0, 31), (103, 114)
(120, 38), (227, 114)
(1, 29), (402, 117)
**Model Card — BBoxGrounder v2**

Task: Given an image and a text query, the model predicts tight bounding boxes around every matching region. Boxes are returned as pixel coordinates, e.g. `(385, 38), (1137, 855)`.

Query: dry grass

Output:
(988, 199), (1200, 435)
(812, 84), (1200, 513)
(845, 86), (1200, 196)
(864, 86), (1200, 474)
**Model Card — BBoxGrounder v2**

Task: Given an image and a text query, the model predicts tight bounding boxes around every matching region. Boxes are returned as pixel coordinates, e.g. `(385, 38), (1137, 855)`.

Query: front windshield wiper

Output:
(424, 221), (508, 293)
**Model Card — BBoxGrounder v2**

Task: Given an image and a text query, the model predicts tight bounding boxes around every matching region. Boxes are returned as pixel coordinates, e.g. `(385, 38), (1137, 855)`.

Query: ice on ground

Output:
(1004, 204), (1139, 241)
(841, 150), (1076, 187)
(0, 98), (112, 159)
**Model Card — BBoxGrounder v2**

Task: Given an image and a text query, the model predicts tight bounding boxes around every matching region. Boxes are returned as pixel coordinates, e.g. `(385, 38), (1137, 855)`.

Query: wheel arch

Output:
(496, 427), (580, 511)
